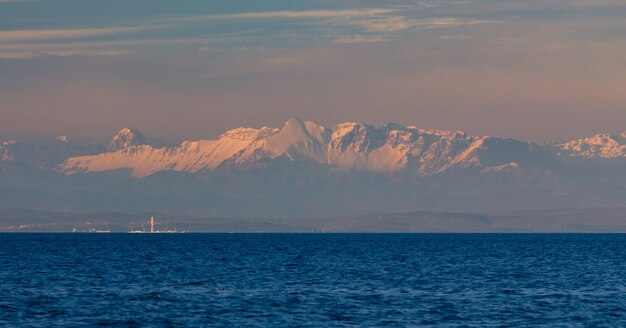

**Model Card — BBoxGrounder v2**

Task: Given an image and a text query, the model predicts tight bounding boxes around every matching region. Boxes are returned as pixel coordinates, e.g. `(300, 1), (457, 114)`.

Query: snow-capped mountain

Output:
(108, 127), (171, 152)
(1, 136), (104, 169)
(2, 120), (625, 217)
(550, 133), (626, 159)
(108, 127), (150, 152)
(59, 118), (553, 178)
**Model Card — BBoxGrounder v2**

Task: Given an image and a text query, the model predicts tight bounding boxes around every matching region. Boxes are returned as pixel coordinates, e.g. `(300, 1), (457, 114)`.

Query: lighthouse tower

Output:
(150, 216), (154, 233)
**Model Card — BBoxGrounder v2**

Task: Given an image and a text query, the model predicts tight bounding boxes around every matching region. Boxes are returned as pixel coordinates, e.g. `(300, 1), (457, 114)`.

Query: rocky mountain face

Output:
(107, 127), (172, 152)
(107, 127), (150, 152)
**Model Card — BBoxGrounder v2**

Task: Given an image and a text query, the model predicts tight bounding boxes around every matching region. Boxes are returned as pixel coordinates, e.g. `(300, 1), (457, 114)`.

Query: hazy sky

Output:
(1, 0), (625, 143)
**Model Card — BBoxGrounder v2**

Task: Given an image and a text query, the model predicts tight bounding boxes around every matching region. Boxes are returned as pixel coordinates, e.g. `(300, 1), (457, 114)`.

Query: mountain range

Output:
(1, 118), (625, 218)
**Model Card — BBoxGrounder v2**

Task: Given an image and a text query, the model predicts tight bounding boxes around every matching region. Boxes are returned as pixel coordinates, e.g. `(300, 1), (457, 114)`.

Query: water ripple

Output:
(1, 233), (626, 326)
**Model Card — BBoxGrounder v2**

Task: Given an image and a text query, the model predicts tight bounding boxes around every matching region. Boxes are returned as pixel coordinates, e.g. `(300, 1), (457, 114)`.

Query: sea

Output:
(1, 233), (625, 327)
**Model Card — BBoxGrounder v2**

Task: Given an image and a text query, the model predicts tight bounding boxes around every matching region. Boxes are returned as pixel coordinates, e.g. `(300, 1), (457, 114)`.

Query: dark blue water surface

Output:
(1, 234), (625, 327)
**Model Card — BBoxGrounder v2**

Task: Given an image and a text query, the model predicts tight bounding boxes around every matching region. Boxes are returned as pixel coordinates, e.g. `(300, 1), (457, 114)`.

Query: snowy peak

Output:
(263, 118), (329, 162)
(553, 133), (626, 159)
(220, 126), (278, 141)
(108, 127), (150, 151)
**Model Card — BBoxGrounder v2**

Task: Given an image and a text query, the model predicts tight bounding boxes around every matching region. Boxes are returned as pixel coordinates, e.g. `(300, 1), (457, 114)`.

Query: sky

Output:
(0, 0), (625, 143)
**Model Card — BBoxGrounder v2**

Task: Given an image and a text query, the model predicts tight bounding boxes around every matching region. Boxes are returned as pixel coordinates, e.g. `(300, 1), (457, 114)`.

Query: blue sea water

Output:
(1, 234), (625, 327)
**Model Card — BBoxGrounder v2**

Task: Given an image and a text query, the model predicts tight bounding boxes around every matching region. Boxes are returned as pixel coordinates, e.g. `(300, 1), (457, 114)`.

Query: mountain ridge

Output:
(550, 133), (626, 159)
(56, 118), (557, 178)
(0, 119), (624, 217)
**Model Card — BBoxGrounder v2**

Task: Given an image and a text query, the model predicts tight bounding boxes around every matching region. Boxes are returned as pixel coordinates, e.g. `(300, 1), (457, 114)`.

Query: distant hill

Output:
(2, 207), (626, 233)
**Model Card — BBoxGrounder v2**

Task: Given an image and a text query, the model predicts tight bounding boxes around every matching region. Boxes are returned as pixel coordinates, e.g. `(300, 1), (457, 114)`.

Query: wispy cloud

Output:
(198, 8), (395, 20)
(0, 4), (502, 60)
(333, 35), (388, 44)
(181, 7), (499, 40)
(0, 26), (153, 42)
(0, 0), (37, 3)
(0, 37), (247, 58)
(0, 50), (133, 59)
(356, 16), (497, 33)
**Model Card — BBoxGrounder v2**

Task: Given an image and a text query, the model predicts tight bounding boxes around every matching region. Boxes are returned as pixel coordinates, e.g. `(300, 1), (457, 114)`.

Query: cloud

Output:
(0, 26), (146, 42)
(0, 52), (35, 59)
(199, 8), (498, 34)
(357, 17), (498, 33)
(201, 8), (395, 20)
(0, 0), (37, 3)
(353, 15), (411, 32)
(179, 7), (500, 44)
(178, 8), (412, 33)
(0, 5), (500, 58)
(0, 50), (133, 59)
(333, 35), (387, 44)
(0, 37), (230, 59)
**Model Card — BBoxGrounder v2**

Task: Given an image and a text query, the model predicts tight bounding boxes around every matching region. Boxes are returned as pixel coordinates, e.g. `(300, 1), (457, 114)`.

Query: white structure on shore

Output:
(130, 216), (179, 233)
